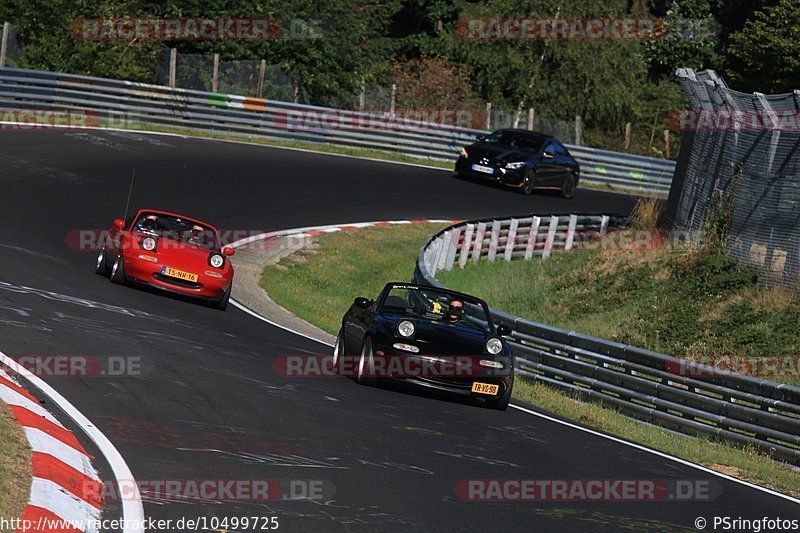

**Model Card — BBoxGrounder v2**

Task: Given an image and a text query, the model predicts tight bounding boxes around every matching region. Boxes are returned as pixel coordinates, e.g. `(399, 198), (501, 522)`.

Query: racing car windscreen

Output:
(380, 286), (493, 332)
(132, 212), (221, 250)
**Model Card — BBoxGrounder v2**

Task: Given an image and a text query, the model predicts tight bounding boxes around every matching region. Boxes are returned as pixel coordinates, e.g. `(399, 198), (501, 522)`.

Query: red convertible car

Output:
(95, 209), (235, 310)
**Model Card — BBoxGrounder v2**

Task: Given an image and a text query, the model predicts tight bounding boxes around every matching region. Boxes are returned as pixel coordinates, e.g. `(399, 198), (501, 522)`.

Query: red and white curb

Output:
(0, 366), (103, 533)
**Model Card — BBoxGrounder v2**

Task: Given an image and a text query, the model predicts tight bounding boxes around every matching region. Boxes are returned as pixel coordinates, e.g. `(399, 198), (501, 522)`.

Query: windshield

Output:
(379, 286), (494, 333)
(481, 131), (543, 151)
(132, 212), (220, 250)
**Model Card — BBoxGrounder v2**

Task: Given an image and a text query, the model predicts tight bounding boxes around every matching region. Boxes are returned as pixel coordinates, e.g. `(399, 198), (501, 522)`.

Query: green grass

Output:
(439, 242), (800, 386)
(259, 224), (800, 497)
(0, 402), (31, 531)
(261, 223), (448, 335)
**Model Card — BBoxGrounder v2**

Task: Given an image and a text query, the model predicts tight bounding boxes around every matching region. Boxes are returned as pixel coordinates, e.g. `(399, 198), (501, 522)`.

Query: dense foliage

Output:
(0, 0), (794, 153)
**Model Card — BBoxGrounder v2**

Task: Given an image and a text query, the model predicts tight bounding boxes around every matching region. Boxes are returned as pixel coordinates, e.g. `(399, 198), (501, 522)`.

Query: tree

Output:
(726, 0), (800, 93)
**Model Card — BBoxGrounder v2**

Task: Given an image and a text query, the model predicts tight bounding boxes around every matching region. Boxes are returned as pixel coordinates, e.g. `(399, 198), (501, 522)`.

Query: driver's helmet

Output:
(141, 215), (158, 232)
(188, 225), (205, 245)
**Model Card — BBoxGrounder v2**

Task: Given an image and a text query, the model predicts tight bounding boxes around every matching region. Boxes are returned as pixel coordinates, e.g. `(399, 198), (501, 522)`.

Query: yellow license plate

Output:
(471, 382), (499, 395)
(161, 266), (198, 283)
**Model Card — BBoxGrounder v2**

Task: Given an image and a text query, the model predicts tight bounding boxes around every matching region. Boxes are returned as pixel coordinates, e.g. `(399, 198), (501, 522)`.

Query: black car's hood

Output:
(408, 320), (490, 356)
(468, 143), (533, 163)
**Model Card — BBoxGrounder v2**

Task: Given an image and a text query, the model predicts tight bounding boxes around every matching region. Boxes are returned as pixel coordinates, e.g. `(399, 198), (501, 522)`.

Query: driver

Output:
(187, 225), (205, 246)
(140, 215), (158, 232)
(446, 300), (464, 322)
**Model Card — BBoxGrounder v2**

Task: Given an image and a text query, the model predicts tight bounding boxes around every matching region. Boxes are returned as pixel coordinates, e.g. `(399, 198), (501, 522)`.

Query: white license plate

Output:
(471, 164), (494, 174)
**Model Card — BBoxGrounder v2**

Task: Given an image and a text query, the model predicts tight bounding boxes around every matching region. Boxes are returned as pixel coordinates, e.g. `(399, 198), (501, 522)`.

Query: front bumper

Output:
(122, 255), (231, 300)
(454, 157), (526, 187)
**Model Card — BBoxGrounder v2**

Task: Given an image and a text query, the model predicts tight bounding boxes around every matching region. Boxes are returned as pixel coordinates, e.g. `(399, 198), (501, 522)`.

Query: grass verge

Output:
(0, 401), (32, 532)
(260, 224), (800, 497)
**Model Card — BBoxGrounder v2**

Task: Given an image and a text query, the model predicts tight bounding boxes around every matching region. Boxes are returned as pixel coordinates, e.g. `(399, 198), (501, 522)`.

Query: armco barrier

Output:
(413, 215), (800, 464)
(0, 67), (674, 195)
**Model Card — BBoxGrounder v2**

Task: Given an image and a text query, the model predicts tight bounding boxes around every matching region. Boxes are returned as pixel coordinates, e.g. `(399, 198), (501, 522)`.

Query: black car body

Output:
(334, 282), (515, 410)
(454, 129), (580, 198)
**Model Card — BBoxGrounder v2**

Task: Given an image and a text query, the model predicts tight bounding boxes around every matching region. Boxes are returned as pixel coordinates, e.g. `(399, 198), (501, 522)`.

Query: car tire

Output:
(521, 170), (536, 195)
(487, 380), (513, 411)
(95, 248), (111, 276)
(332, 329), (346, 375)
(109, 255), (126, 285)
(356, 338), (378, 386)
(213, 286), (231, 311)
(560, 172), (577, 199)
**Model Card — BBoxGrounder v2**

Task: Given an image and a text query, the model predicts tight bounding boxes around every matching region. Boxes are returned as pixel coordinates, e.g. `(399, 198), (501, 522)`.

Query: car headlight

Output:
(486, 337), (503, 355)
(460, 147), (468, 158)
(209, 253), (224, 268)
(141, 237), (156, 251)
(505, 161), (526, 169)
(397, 320), (415, 338)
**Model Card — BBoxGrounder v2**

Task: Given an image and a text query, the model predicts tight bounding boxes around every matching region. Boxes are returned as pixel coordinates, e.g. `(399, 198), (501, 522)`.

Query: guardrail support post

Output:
(488, 221), (501, 261)
(471, 222), (486, 262)
(459, 224), (474, 268)
(524, 216), (541, 259)
(0, 22), (9, 68)
(168, 48), (177, 89)
(565, 215), (578, 251)
(257, 60), (266, 99)
(543, 216), (559, 259)
(504, 218), (519, 261)
(212, 53), (220, 93)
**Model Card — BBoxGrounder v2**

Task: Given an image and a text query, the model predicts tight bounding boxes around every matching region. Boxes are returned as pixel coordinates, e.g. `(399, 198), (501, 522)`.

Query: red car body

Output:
(95, 208), (235, 310)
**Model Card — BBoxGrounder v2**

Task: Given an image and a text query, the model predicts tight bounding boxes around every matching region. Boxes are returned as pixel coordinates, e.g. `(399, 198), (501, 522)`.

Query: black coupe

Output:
(333, 282), (515, 410)
(454, 129), (580, 198)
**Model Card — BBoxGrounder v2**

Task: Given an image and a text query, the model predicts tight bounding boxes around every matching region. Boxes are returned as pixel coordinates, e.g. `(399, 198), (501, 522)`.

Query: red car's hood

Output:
(152, 239), (223, 273)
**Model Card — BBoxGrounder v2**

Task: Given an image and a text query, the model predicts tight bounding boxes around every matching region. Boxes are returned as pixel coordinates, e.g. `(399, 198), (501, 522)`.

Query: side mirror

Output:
(113, 219), (125, 230)
(542, 151), (554, 159)
(354, 297), (371, 309)
(496, 324), (512, 336)
(222, 247), (235, 256)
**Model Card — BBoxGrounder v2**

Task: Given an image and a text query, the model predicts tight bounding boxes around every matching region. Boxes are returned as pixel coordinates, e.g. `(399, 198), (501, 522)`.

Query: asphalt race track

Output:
(0, 129), (796, 532)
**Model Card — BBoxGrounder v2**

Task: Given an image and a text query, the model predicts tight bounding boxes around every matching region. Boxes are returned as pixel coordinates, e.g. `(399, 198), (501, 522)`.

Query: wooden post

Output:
(168, 48), (177, 89)
(0, 22), (9, 68)
(664, 129), (670, 159)
(292, 77), (299, 103)
(211, 53), (220, 93)
(256, 59), (266, 99)
(527, 108), (534, 130)
(575, 115), (583, 145)
(388, 83), (396, 116)
(624, 122), (632, 151)
(485, 102), (492, 130)
(358, 81), (366, 112)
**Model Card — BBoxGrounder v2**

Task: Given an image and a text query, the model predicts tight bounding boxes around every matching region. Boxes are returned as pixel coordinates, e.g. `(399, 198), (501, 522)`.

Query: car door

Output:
(536, 142), (562, 186)
(552, 141), (573, 183)
(344, 298), (373, 355)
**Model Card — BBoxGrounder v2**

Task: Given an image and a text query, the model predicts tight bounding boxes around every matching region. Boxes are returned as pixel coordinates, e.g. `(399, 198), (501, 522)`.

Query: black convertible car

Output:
(454, 129), (580, 198)
(333, 282), (515, 410)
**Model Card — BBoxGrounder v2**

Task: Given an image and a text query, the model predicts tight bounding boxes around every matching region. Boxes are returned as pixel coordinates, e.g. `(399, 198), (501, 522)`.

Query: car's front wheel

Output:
(486, 380), (513, 411)
(109, 255), (126, 285)
(522, 170), (536, 195)
(332, 329), (346, 375)
(95, 249), (111, 276)
(356, 338), (377, 386)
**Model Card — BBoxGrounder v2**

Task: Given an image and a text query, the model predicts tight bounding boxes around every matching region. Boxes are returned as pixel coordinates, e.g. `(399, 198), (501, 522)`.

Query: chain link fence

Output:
(674, 69), (800, 288)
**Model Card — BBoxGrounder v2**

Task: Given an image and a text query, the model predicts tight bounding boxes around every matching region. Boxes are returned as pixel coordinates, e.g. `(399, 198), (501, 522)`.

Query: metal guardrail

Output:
(0, 67), (675, 196)
(413, 215), (800, 464)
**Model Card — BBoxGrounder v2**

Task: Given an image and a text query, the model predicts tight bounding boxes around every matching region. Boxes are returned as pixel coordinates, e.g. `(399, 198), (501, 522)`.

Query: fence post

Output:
(211, 53), (220, 93)
(459, 224), (475, 268)
(575, 115), (583, 145)
(504, 218), (519, 261)
(663, 129), (670, 159)
(389, 83), (396, 117)
(542, 216), (559, 259)
(256, 59), (266, 99)
(444, 227), (462, 271)
(524, 216), (541, 259)
(471, 222), (486, 262)
(359, 81), (366, 112)
(624, 122), (632, 151)
(487, 221), (501, 261)
(0, 22), (9, 68)
(564, 215), (578, 251)
(168, 48), (177, 89)
(527, 108), (534, 130)
(485, 102), (492, 130)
